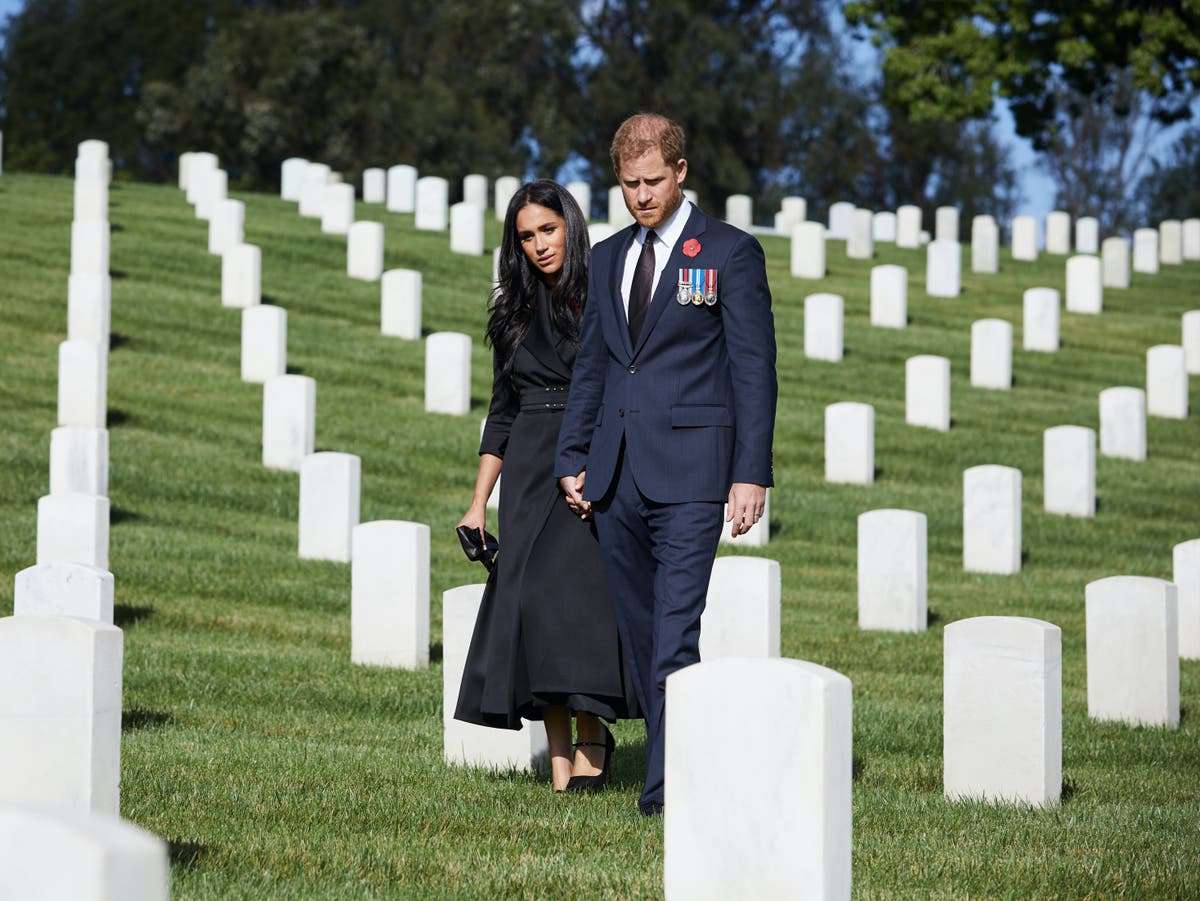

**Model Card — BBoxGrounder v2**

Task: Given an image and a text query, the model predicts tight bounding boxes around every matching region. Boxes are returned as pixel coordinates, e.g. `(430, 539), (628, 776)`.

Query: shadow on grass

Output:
(111, 505), (142, 525)
(168, 840), (211, 870)
(430, 642), (443, 663)
(111, 269), (128, 279)
(286, 364), (306, 375)
(853, 756), (865, 781)
(874, 467), (884, 481)
(927, 609), (943, 626)
(114, 604), (154, 627)
(1061, 777), (1077, 803)
(109, 332), (131, 351)
(122, 708), (173, 731)
(262, 294), (283, 306)
(110, 222), (125, 233)
(108, 408), (133, 427)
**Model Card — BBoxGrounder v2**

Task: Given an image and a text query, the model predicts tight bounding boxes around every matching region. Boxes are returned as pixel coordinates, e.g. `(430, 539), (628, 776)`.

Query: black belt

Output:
(519, 385), (570, 412)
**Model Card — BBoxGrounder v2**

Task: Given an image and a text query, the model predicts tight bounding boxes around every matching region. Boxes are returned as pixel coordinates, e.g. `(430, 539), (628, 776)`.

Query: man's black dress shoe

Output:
(637, 801), (664, 817)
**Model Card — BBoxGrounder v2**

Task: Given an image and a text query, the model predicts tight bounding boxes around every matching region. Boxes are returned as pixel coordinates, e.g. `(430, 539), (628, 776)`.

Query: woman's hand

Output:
(458, 503), (486, 535)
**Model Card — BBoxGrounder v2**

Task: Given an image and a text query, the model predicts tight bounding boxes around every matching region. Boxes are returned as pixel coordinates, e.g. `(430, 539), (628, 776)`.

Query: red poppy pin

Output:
(682, 238), (701, 257)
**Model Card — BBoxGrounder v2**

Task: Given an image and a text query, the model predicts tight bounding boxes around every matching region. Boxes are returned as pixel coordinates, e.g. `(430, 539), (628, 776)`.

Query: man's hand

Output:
(560, 471), (591, 519)
(726, 482), (766, 538)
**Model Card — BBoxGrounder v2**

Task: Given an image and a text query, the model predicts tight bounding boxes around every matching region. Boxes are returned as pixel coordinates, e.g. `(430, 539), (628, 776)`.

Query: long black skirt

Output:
(454, 409), (638, 729)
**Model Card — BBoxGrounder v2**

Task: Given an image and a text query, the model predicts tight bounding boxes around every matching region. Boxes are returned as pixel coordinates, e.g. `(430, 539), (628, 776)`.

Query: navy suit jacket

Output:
(555, 205), (777, 504)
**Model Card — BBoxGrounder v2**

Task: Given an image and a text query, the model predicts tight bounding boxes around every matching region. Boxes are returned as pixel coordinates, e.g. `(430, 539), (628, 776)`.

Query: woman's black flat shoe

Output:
(564, 725), (614, 793)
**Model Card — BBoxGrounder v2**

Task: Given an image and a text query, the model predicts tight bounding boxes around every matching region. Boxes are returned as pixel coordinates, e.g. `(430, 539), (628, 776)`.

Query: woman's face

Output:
(515, 202), (568, 283)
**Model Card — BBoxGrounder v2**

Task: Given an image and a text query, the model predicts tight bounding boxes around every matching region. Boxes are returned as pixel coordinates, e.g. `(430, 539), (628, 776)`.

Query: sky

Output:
(0, 0), (1187, 229)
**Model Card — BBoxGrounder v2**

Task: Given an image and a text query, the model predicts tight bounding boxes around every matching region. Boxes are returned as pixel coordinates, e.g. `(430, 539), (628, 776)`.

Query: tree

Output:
(843, 1), (1200, 151)
(1137, 126), (1200, 222)
(0, 0), (244, 176)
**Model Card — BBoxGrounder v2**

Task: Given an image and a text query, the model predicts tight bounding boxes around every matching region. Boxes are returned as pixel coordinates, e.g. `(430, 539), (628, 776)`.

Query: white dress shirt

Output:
(620, 199), (694, 319)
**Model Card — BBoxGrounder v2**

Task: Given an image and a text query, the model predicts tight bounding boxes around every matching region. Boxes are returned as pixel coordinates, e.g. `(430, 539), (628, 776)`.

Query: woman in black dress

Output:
(455, 180), (635, 792)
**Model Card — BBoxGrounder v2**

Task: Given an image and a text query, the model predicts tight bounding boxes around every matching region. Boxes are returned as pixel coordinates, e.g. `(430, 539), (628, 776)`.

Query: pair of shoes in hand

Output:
(564, 725), (614, 793)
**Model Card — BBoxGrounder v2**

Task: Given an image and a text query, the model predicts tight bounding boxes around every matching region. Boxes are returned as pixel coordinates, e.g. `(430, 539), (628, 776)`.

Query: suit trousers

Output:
(593, 442), (724, 808)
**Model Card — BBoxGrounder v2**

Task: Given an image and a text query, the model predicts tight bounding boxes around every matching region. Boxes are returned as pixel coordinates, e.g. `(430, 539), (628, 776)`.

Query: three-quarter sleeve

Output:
(479, 345), (517, 458)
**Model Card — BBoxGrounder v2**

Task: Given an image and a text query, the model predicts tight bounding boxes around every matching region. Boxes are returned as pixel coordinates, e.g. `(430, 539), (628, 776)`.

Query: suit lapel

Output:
(632, 206), (708, 357)
(609, 225), (638, 360)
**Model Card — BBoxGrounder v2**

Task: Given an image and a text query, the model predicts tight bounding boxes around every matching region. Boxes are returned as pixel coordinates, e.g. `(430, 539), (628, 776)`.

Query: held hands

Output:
(560, 471), (592, 520)
(726, 482), (766, 538)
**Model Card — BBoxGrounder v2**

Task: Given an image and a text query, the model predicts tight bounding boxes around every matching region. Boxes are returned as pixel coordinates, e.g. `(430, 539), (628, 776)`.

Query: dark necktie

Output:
(627, 229), (656, 345)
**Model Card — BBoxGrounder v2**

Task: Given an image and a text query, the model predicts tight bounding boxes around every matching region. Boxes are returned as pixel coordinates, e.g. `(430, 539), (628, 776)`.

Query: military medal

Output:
(704, 268), (718, 306)
(691, 268), (704, 305)
(676, 268), (691, 305)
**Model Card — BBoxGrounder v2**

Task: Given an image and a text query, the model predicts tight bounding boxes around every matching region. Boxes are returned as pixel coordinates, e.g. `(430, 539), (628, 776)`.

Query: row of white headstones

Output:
(2, 138), (170, 901)
(6, 146), (1196, 898)
(239, 159), (1200, 896)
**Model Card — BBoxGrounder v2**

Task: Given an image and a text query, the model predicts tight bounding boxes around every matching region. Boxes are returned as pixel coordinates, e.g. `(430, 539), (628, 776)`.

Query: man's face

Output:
(618, 149), (687, 230)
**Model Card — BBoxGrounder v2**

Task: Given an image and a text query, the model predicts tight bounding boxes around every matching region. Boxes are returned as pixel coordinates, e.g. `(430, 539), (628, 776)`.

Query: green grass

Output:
(1, 171), (1198, 898)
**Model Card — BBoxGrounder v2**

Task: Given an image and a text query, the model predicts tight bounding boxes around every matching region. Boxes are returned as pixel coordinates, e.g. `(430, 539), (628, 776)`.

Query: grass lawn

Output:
(1, 171), (1198, 898)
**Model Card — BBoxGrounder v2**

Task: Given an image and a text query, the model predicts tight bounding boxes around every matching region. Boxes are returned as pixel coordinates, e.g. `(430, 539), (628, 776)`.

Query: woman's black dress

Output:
(454, 285), (637, 728)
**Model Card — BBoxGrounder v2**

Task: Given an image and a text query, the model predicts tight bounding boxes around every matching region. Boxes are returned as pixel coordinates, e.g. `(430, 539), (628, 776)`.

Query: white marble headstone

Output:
(1183, 218), (1200, 260)
(0, 616), (123, 813)
(1011, 215), (1037, 261)
(281, 157), (308, 201)
(1022, 287), (1059, 352)
(450, 202), (485, 256)
(567, 181), (591, 220)
(804, 294), (843, 362)
(970, 319), (1012, 390)
(896, 204), (921, 248)
(943, 616), (1061, 807)
(70, 220), (110, 277)
(1159, 219), (1183, 264)
(221, 243), (261, 308)
(905, 355), (950, 432)
(67, 273), (111, 347)
(925, 240), (961, 297)
(699, 557), (780, 659)
(1183, 311), (1200, 375)
(298, 452), (361, 563)
(1043, 425), (1095, 517)
(846, 208), (873, 259)
(0, 805), (169, 901)
(207, 198), (244, 256)
(1044, 210), (1071, 254)
(362, 167), (386, 204)
(386, 164), (417, 213)
(857, 509), (926, 632)
(1098, 387), (1146, 461)
(50, 426), (108, 497)
(462, 174), (488, 210)
(1133, 228), (1159, 274)
(381, 269), (422, 339)
(827, 201), (855, 239)
(14, 562), (113, 623)
(1146, 345), (1187, 419)
(824, 402), (873, 485)
(970, 215), (998, 274)
(1065, 254), (1102, 314)
(241, 305), (286, 384)
(664, 658), (852, 901)
(321, 183), (355, 235)
(1086, 576), (1179, 728)
(36, 494), (109, 569)
(1173, 540), (1200, 660)
(262, 375), (316, 471)
(725, 194), (752, 232)
(870, 264), (907, 328)
(1075, 216), (1099, 254)
(347, 221), (384, 281)
(1101, 236), (1130, 288)
(872, 210), (896, 242)
(963, 465), (1021, 574)
(57, 340), (107, 429)
(415, 176), (449, 231)
(790, 222), (825, 279)
(935, 206), (959, 242)
(494, 175), (520, 221)
(425, 332), (471, 415)
(352, 521), (430, 668)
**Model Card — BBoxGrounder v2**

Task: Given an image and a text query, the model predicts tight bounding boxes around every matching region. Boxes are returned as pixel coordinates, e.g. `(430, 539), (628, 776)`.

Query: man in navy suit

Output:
(556, 113), (777, 815)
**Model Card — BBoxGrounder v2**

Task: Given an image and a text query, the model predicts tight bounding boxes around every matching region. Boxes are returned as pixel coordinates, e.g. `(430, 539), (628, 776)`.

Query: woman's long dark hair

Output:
(487, 179), (590, 403)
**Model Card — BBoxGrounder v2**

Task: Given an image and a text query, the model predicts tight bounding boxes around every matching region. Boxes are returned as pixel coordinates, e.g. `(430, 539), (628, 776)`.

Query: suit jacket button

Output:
(618, 408), (625, 417)
(628, 364), (636, 374)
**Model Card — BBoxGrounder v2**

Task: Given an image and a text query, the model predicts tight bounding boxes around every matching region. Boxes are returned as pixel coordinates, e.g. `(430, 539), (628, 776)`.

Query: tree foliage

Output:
(844, 1), (1200, 150)
(1137, 125), (1200, 223)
